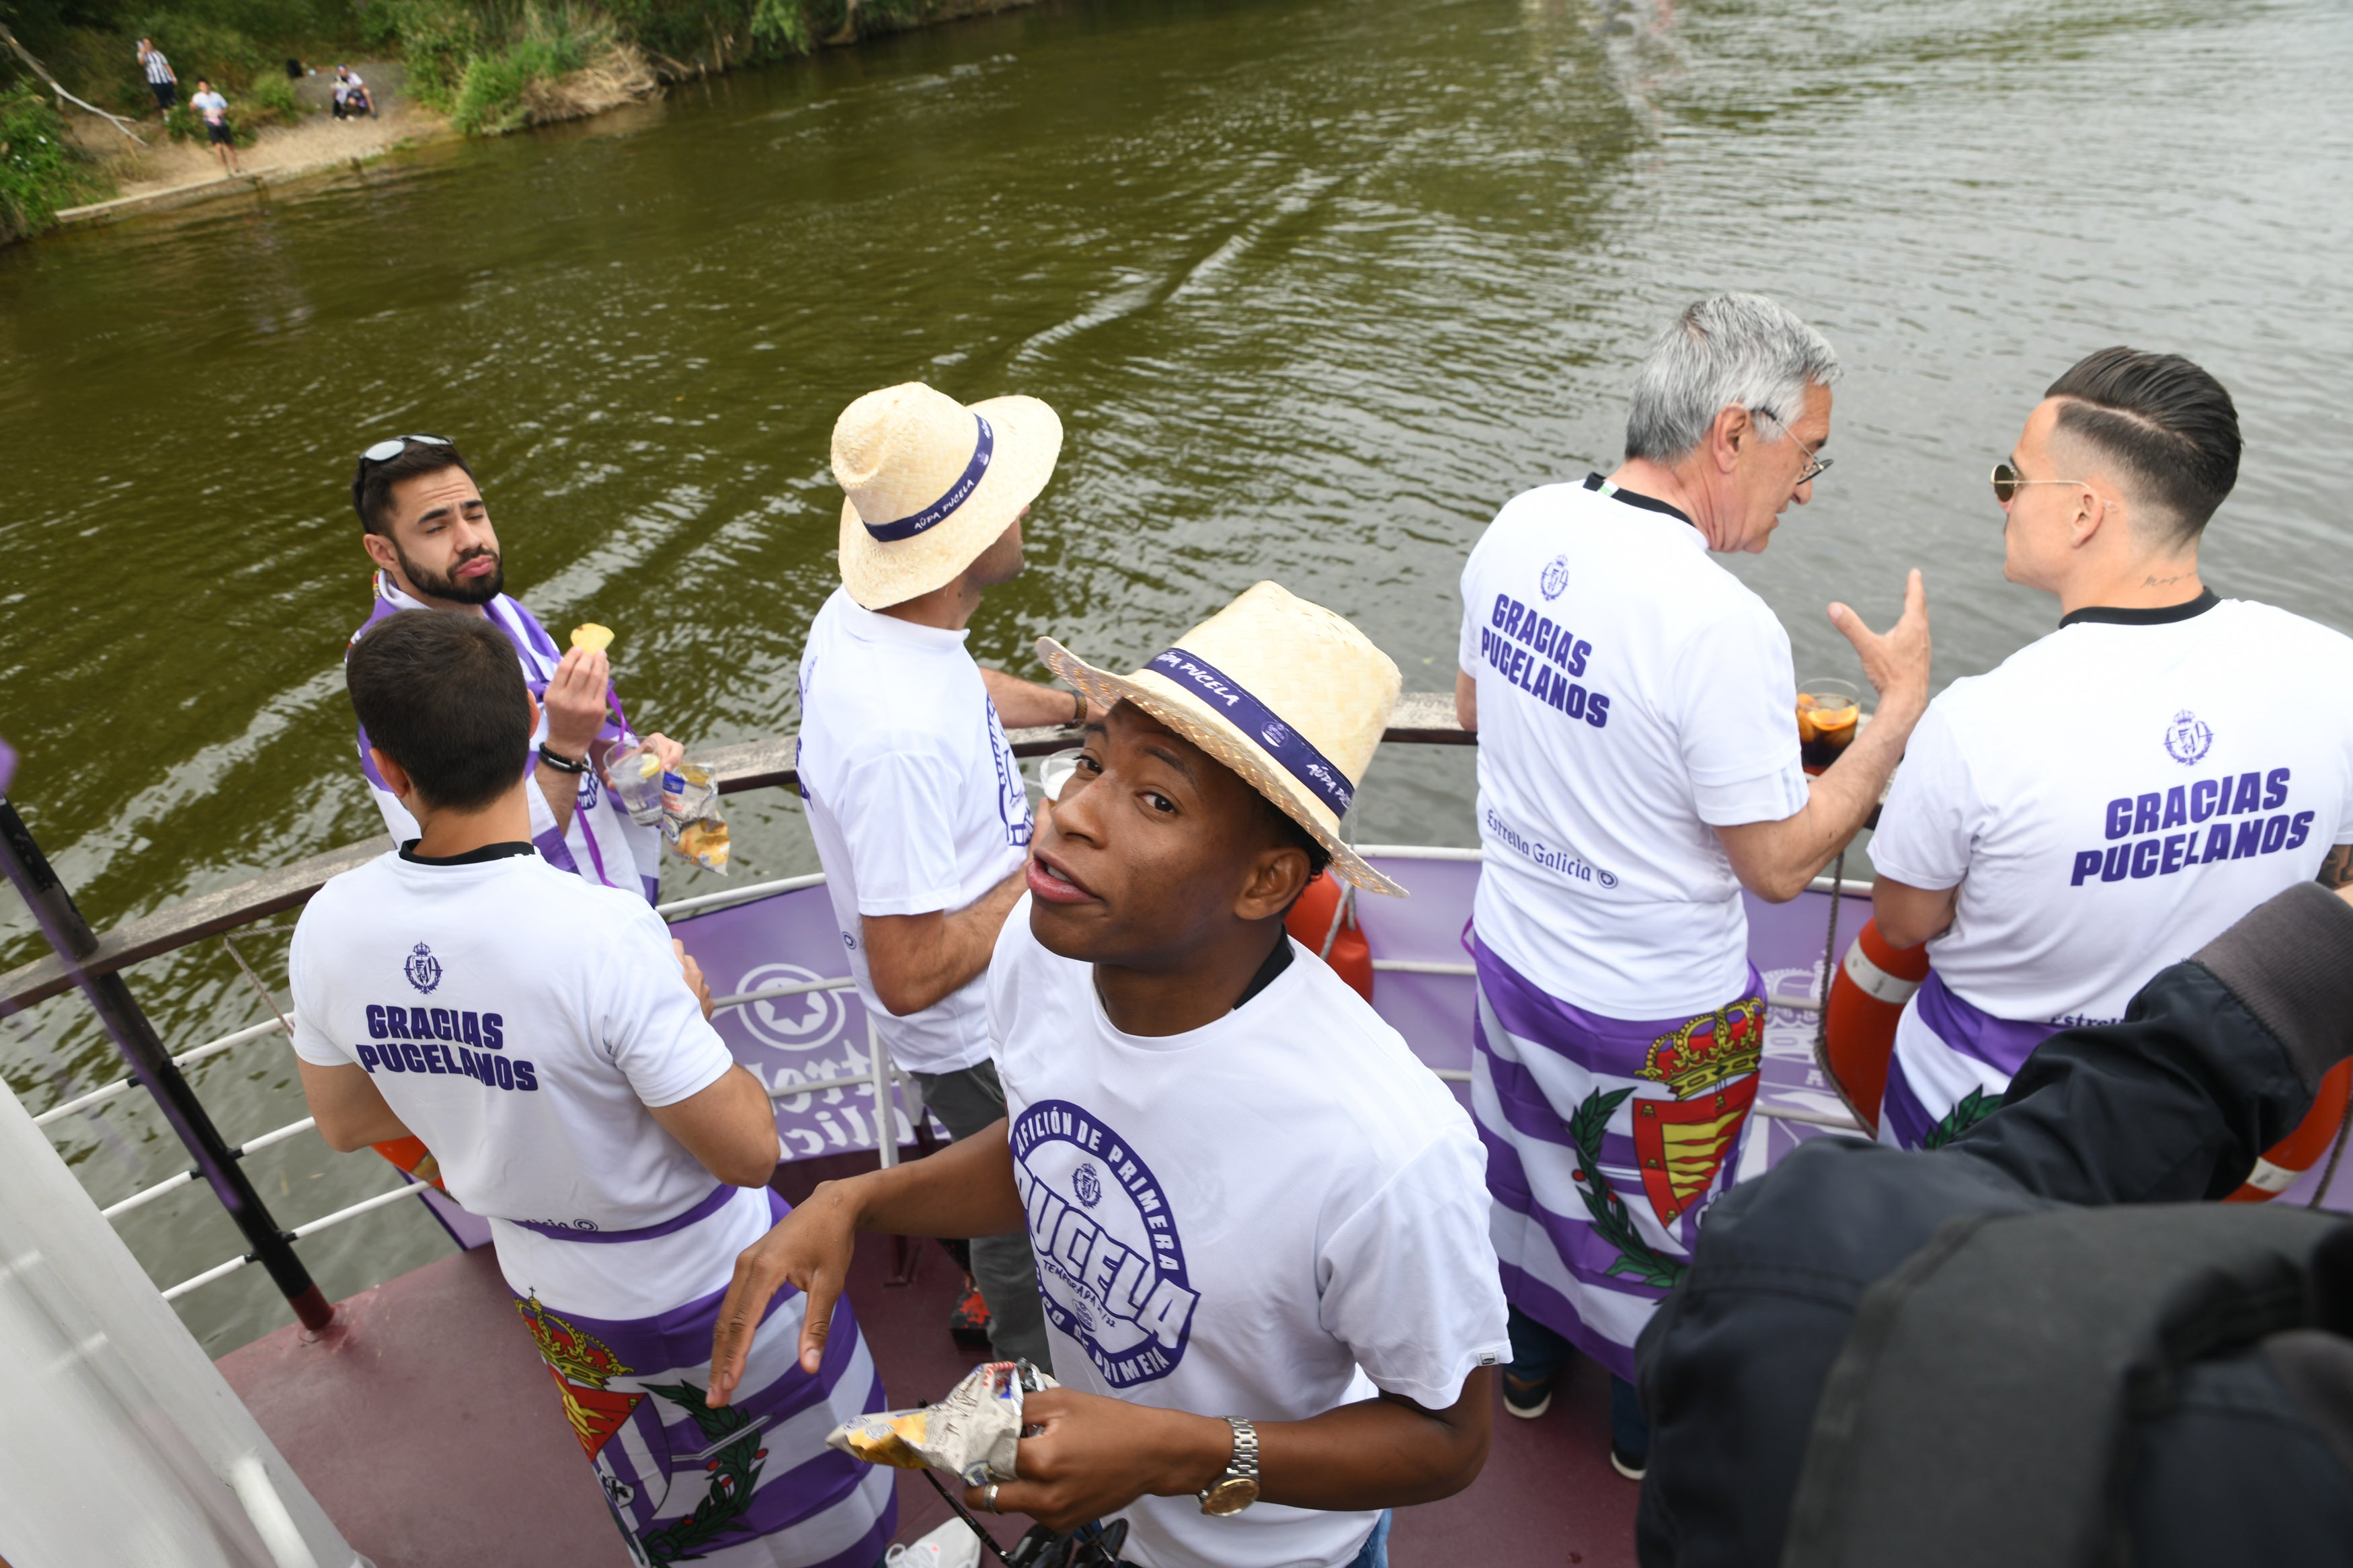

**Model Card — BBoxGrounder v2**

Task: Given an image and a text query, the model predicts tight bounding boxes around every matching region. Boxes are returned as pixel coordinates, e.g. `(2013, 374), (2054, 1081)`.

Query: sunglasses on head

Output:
(359, 434), (452, 464)
(1990, 461), (2089, 505)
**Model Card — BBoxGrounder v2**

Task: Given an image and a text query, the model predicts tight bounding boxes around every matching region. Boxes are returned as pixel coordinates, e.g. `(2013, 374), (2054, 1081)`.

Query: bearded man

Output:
(346, 434), (684, 901)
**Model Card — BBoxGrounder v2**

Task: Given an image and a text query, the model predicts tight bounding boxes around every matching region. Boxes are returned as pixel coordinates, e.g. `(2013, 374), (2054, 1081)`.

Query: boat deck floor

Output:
(216, 1153), (1638, 1567)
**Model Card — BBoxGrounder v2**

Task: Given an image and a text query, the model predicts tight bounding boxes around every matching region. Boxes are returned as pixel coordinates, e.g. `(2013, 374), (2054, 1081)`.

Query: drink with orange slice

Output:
(1796, 678), (1861, 774)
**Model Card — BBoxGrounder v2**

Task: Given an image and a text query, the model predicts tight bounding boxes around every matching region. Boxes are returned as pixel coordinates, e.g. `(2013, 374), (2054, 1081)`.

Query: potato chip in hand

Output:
(570, 623), (615, 655)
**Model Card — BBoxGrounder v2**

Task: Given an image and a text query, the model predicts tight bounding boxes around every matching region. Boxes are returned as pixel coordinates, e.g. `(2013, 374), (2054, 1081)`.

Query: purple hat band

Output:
(1148, 647), (1355, 817)
(862, 412), (994, 542)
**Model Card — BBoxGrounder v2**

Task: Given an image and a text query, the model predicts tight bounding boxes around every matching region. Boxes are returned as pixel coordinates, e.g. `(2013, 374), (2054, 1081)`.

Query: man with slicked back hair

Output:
(1868, 347), (2353, 1150)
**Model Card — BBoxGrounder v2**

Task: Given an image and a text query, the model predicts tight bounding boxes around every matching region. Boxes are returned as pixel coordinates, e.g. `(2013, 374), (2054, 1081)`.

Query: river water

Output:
(4, 0), (2350, 1353)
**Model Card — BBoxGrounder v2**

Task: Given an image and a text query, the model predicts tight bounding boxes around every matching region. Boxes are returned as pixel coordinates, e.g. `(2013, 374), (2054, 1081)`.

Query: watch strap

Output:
(1226, 1417), (1259, 1481)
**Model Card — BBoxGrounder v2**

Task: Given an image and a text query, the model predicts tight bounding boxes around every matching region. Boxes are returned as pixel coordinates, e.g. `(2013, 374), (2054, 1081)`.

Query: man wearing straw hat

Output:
(1453, 293), (1931, 1477)
(719, 583), (1511, 1568)
(797, 382), (1092, 1369)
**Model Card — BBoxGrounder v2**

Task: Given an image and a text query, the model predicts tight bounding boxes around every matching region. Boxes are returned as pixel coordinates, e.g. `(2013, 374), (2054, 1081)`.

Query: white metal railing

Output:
(68, 843), (1872, 1308)
(1354, 843), (1483, 861)
(1755, 1102), (1866, 1134)
(34, 1016), (292, 1128)
(657, 872), (827, 921)
(161, 1181), (434, 1302)
(100, 1115), (323, 1220)
(711, 975), (854, 1012)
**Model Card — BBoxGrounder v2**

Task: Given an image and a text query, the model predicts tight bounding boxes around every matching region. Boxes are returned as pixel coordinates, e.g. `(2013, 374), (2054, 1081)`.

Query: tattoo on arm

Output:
(2319, 843), (2353, 890)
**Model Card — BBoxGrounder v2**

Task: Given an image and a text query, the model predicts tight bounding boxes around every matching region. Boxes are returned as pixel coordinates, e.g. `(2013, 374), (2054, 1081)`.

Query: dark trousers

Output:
(1508, 1306), (1650, 1460)
(908, 1059), (1053, 1370)
(151, 81), (175, 111)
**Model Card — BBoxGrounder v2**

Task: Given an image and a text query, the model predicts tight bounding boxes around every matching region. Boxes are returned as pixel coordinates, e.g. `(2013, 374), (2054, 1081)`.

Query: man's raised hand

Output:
(709, 1183), (861, 1405)
(1827, 569), (1931, 723)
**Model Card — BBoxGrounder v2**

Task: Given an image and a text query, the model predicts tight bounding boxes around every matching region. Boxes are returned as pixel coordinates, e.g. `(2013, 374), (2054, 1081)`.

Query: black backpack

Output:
(1782, 1206), (2353, 1568)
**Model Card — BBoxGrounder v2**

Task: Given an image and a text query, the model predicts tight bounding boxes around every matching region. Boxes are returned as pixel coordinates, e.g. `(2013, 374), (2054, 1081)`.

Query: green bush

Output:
(0, 81), (104, 238)
(445, 2), (607, 132)
(243, 71), (303, 126)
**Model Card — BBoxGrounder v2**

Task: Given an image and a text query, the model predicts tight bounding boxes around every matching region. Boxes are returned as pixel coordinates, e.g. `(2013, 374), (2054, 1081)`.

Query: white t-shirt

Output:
(1871, 595), (2353, 1026)
(990, 899), (1511, 1568)
(289, 846), (774, 1317)
(192, 90), (227, 122)
(797, 586), (1032, 1075)
(1459, 476), (1810, 1017)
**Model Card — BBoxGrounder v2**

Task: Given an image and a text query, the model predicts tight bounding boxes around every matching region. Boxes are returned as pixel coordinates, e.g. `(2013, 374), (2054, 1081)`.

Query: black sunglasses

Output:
(1991, 461), (2086, 505)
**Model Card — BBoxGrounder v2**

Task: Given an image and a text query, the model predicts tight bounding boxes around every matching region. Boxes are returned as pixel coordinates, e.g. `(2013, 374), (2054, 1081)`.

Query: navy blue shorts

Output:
(205, 118), (233, 145)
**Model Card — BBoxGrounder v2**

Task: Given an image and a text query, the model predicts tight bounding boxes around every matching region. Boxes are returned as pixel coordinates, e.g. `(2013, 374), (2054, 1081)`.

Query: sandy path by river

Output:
(67, 63), (449, 206)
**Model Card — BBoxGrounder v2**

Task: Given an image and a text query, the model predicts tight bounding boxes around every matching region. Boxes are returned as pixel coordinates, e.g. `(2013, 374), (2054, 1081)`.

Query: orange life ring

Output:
(1286, 874), (1375, 1003)
(372, 1135), (446, 1190)
(2223, 1058), (2352, 1203)
(1819, 917), (1933, 1136)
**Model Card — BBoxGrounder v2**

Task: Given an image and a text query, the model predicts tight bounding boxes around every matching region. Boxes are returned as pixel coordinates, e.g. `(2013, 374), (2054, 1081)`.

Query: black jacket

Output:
(1635, 882), (2353, 1567)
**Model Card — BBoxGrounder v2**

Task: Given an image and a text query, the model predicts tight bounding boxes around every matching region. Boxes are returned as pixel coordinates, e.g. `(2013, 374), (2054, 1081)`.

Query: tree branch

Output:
(1, 22), (149, 147)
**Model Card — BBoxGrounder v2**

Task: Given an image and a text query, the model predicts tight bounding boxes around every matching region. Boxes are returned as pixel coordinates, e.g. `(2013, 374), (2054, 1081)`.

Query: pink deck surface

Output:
(218, 1150), (1640, 1567)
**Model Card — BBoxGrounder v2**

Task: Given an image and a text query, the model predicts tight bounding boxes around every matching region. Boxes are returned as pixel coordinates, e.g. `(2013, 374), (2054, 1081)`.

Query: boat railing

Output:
(0, 694), (1868, 1333)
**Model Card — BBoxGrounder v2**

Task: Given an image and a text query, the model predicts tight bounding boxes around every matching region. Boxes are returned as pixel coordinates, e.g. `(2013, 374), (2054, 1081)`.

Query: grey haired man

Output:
(1452, 292), (1931, 1475)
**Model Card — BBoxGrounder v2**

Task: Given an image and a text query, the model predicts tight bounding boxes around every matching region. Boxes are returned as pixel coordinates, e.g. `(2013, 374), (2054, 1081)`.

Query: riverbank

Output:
(57, 65), (440, 229)
(24, 0), (1035, 241)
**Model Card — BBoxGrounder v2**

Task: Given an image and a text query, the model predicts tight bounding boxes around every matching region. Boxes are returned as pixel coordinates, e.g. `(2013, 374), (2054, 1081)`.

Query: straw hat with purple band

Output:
(1036, 581), (1406, 897)
(834, 382), (1064, 610)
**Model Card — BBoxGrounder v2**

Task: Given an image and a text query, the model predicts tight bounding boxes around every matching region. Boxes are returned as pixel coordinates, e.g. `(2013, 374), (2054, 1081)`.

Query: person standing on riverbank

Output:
(794, 382), (1084, 1368)
(346, 433), (686, 904)
(136, 40), (176, 113)
(1454, 293), (1931, 1477)
(296, 609), (896, 1567)
(188, 79), (241, 176)
(1866, 348), (2353, 1149)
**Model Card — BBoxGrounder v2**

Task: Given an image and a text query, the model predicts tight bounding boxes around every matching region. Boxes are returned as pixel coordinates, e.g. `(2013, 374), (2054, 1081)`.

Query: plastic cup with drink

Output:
(1796, 677), (1861, 775)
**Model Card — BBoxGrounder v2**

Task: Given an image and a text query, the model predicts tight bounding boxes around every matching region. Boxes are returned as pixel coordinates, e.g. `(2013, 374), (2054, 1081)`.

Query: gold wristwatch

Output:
(1198, 1417), (1261, 1516)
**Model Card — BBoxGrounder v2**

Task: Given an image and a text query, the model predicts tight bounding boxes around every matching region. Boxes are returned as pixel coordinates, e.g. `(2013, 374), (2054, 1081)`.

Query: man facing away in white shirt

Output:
(348, 434), (686, 904)
(719, 583), (1512, 1568)
(1453, 293), (1931, 1477)
(293, 608), (896, 1565)
(797, 382), (1098, 1368)
(1868, 348), (2353, 1149)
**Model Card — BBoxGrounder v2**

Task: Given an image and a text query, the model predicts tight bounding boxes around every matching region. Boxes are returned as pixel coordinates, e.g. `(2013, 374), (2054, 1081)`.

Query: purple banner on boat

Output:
(669, 884), (945, 1165)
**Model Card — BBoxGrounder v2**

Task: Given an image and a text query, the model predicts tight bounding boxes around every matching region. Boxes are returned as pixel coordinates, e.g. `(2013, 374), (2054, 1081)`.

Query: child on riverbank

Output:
(189, 79), (241, 175)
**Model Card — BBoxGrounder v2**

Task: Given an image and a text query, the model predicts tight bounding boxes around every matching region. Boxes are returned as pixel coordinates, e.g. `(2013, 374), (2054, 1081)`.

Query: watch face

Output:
(1201, 1477), (1261, 1517)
